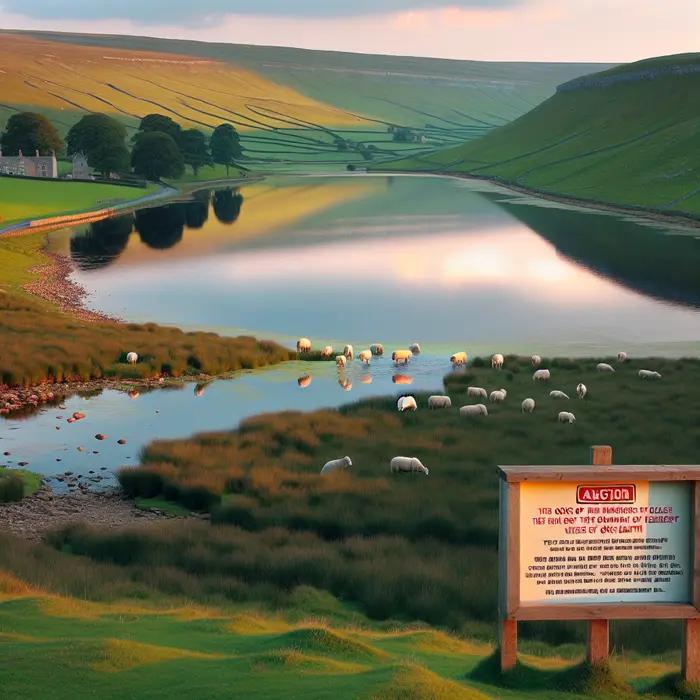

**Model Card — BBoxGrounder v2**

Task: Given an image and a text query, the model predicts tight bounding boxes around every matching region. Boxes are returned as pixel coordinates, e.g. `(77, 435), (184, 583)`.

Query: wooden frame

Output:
(497, 446), (700, 680)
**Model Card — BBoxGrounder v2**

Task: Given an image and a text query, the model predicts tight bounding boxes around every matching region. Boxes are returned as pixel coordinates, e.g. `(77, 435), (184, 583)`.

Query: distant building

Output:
(72, 152), (90, 180)
(0, 150), (57, 178)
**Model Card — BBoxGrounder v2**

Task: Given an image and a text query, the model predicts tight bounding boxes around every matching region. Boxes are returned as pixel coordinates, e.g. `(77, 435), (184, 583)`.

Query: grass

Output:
(0, 467), (42, 502)
(385, 53), (700, 216)
(134, 497), (192, 517)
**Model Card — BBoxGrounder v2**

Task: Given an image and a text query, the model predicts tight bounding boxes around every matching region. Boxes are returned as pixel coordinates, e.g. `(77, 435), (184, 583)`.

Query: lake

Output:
(5, 174), (700, 483)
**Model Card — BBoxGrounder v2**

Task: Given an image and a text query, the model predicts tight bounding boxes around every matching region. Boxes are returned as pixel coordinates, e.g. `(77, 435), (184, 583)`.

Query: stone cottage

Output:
(71, 152), (90, 180)
(0, 150), (58, 178)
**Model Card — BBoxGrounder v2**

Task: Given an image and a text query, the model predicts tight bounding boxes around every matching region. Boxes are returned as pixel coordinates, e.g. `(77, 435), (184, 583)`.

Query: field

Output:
(386, 53), (700, 216)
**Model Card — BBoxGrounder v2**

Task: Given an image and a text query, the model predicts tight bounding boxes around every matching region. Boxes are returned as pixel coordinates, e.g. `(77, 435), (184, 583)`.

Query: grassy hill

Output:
(386, 53), (700, 217)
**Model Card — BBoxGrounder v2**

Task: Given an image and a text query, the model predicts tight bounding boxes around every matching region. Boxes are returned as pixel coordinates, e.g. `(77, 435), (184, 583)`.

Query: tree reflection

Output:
(186, 190), (211, 230)
(213, 188), (244, 224)
(134, 204), (187, 250)
(69, 214), (134, 270)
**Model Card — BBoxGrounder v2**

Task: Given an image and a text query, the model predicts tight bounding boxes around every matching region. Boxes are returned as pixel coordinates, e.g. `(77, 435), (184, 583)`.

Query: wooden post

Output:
(587, 445), (612, 666)
(683, 481), (700, 682)
(500, 620), (517, 671)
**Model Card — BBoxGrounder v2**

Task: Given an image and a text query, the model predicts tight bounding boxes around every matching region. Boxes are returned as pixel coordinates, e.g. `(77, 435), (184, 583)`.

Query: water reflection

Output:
(213, 188), (243, 225)
(70, 214), (134, 270)
(134, 203), (187, 250)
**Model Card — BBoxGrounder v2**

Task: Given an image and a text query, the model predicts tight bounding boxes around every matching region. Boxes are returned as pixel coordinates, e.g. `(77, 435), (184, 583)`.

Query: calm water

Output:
(5, 174), (700, 481)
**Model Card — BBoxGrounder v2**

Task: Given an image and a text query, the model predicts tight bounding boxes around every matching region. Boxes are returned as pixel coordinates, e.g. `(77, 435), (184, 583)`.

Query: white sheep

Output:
(397, 396), (418, 412)
(409, 343), (421, 355)
(558, 411), (576, 424)
(618, 352), (628, 362)
(428, 395), (452, 409)
(392, 349), (413, 366)
(597, 363), (615, 372)
(460, 404), (488, 416)
(533, 369), (551, 381)
(344, 345), (354, 360)
(639, 369), (662, 379)
(492, 353), (504, 369)
(576, 383), (587, 400)
(489, 389), (507, 403)
(467, 387), (487, 399)
(126, 352), (138, 364)
(521, 398), (535, 413)
(321, 456), (352, 474)
(370, 343), (384, 356)
(297, 338), (311, 354)
(549, 390), (570, 400)
(450, 351), (467, 366)
(359, 349), (372, 365)
(390, 456), (429, 475)
(320, 346), (334, 358)
(336, 355), (347, 369)
(532, 355), (542, 367)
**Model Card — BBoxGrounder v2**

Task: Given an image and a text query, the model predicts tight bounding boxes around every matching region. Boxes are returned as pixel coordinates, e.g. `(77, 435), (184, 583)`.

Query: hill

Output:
(386, 53), (700, 217)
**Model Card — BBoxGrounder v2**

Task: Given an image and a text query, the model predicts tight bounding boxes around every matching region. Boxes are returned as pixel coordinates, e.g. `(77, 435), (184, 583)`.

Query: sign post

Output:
(497, 446), (700, 679)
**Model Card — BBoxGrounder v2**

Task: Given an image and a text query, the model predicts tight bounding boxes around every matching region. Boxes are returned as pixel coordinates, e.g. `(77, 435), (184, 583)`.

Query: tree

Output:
(131, 132), (184, 181)
(134, 113), (182, 142)
(213, 188), (243, 224)
(179, 129), (211, 176)
(66, 113), (126, 157)
(210, 124), (242, 176)
(89, 141), (131, 176)
(0, 112), (63, 156)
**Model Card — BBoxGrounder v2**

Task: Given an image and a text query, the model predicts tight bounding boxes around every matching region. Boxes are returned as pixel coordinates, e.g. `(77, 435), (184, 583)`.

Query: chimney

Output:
(36, 149), (40, 157)
(18, 150), (22, 157)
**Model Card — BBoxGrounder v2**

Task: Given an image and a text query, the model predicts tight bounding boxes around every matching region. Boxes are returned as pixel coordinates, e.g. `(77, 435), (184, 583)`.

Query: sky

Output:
(0, 0), (698, 63)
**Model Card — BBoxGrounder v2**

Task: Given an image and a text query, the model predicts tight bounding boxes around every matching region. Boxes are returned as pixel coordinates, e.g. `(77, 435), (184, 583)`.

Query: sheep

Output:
(392, 349), (413, 366)
(393, 375), (413, 385)
(428, 395), (452, 410)
(492, 353), (504, 369)
(297, 375), (312, 388)
(460, 404), (488, 416)
(359, 350), (372, 365)
(618, 352), (628, 362)
(344, 344), (354, 360)
(391, 456), (429, 475)
(126, 352), (138, 364)
(397, 396), (418, 411)
(320, 346), (334, 358)
(467, 387), (488, 399)
(533, 369), (551, 381)
(450, 351), (467, 366)
(532, 355), (542, 367)
(639, 369), (662, 379)
(597, 363), (615, 373)
(576, 383), (587, 400)
(336, 355), (347, 369)
(321, 456), (352, 474)
(370, 343), (384, 356)
(549, 390), (570, 400)
(521, 398), (535, 413)
(489, 389), (507, 403)
(338, 378), (353, 391)
(297, 338), (311, 354)
(409, 343), (421, 355)
(558, 411), (576, 424)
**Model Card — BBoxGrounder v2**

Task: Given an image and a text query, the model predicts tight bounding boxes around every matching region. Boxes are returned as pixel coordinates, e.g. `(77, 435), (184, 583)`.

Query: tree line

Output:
(0, 112), (243, 181)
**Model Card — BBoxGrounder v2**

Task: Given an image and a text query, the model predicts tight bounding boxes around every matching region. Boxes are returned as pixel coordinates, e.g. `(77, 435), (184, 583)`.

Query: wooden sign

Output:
(497, 446), (700, 680)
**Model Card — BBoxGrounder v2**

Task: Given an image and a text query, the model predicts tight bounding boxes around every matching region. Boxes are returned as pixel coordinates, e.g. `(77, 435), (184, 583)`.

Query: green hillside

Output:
(386, 53), (700, 216)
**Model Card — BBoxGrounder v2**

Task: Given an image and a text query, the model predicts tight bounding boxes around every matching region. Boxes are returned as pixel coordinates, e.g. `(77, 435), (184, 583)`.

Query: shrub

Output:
(0, 472), (24, 502)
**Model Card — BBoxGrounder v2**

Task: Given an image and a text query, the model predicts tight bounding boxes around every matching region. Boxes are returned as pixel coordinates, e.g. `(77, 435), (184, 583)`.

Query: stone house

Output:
(71, 152), (90, 180)
(0, 150), (58, 178)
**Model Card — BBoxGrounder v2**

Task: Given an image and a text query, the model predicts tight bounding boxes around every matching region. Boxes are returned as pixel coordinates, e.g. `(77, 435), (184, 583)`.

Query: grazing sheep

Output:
(549, 390), (570, 400)
(532, 355), (542, 367)
(558, 411), (576, 424)
(336, 355), (347, 369)
(450, 351), (467, 366)
(597, 363), (615, 372)
(392, 349), (413, 366)
(359, 349), (372, 365)
(428, 395), (452, 409)
(297, 338), (311, 354)
(521, 398), (535, 413)
(467, 387), (488, 399)
(338, 378), (353, 391)
(409, 343), (421, 355)
(370, 343), (384, 356)
(576, 383), (587, 400)
(618, 352), (628, 362)
(639, 369), (662, 379)
(321, 456), (352, 474)
(126, 352), (138, 364)
(393, 375), (413, 385)
(460, 404), (488, 416)
(391, 456), (429, 475)
(297, 375), (312, 388)
(397, 396), (418, 411)
(321, 346), (334, 358)
(533, 369), (551, 381)
(344, 345), (354, 360)
(489, 389), (507, 403)
(492, 353), (504, 369)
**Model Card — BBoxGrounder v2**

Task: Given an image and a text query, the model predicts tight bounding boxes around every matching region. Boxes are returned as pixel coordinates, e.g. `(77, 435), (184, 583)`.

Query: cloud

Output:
(1, 0), (524, 24)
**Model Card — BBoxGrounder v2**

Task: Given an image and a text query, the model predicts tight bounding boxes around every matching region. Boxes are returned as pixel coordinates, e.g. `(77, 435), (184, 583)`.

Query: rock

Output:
(100, 467), (107, 471)
(73, 412), (86, 420)
(56, 416), (62, 420)
(17, 462), (28, 467)
(3, 452), (10, 456)
(89, 471), (95, 474)
(56, 426), (61, 430)
(77, 446), (85, 452)
(64, 471), (73, 476)
(95, 434), (107, 441)
(56, 458), (61, 462)
(117, 439), (126, 445)
(67, 418), (75, 424)
(155, 410), (160, 414)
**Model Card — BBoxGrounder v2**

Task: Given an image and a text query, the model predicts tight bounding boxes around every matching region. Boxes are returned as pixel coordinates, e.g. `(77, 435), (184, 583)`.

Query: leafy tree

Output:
(89, 141), (131, 176)
(131, 132), (184, 181)
(210, 124), (242, 176)
(179, 128), (211, 176)
(213, 188), (243, 224)
(66, 113), (126, 157)
(134, 113), (182, 142)
(0, 112), (63, 156)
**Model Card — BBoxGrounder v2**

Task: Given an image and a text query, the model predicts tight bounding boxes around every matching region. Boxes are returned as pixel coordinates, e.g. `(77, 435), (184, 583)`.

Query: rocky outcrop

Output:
(557, 64), (700, 92)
